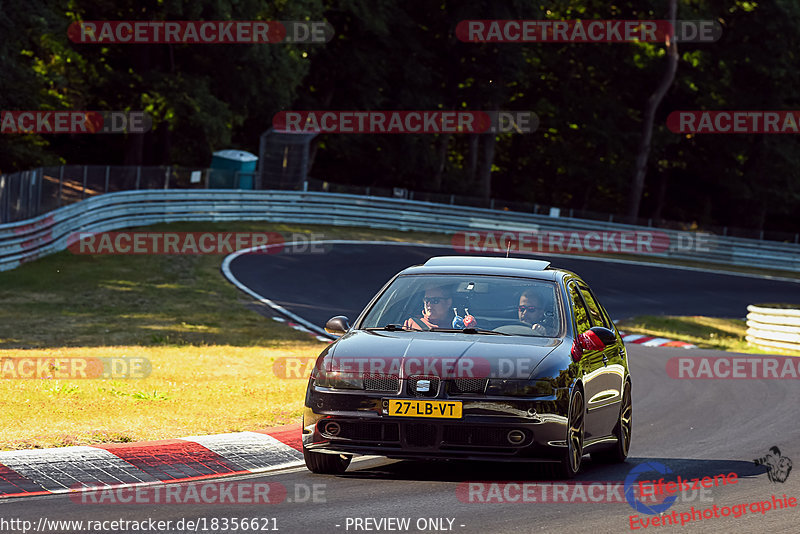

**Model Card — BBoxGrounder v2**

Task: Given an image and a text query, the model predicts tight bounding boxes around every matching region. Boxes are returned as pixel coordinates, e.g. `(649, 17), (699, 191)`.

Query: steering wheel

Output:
(493, 322), (543, 335)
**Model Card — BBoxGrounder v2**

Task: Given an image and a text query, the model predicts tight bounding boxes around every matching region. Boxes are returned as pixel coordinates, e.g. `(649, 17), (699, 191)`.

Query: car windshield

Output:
(359, 274), (561, 337)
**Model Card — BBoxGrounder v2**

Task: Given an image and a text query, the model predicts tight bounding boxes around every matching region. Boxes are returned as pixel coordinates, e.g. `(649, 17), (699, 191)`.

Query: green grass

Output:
(616, 315), (800, 356)
(0, 221), (449, 349)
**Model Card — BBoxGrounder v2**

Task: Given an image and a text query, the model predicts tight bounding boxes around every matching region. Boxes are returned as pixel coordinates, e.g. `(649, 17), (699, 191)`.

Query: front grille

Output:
(449, 378), (488, 394)
(408, 376), (440, 397)
(442, 426), (530, 447)
(364, 374), (400, 392)
(326, 421), (400, 442)
(405, 423), (437, 447)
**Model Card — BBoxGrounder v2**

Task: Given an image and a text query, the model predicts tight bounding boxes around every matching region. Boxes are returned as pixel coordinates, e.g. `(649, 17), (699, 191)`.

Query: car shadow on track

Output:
(341, 457), (767, 483)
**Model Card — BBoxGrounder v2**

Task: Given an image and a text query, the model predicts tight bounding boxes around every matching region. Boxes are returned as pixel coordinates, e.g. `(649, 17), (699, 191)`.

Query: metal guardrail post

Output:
(36, 168), (43, 215)
(57, 166), (64, 207)
(105, 166), (110, 193)
(135, 166), (141, 189)
(25, 171), (32, 219)
(0, 174), (5, 224)
(82, 166), (88, 200)
(164, 166), (171, 189)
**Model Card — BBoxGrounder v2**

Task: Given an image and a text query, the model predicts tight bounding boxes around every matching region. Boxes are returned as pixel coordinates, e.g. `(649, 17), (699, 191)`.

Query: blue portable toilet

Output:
(209, 149), (259, 189)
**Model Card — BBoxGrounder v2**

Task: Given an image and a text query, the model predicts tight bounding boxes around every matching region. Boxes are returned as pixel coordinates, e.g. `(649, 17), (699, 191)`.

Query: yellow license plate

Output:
(386, 399), (462, 418)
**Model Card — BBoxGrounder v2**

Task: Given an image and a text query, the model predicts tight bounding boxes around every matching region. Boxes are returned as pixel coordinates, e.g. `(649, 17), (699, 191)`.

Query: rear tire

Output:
(303, 447), (352, 474)
(591, 381), (632, 464)
(545, 388), (584, 479)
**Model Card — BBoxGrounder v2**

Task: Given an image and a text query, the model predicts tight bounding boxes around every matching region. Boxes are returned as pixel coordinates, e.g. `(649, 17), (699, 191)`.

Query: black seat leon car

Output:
(302, 256), (632, 478)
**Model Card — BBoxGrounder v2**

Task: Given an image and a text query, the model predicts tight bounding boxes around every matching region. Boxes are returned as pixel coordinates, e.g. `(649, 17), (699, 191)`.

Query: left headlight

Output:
(485, 378), (555, 397)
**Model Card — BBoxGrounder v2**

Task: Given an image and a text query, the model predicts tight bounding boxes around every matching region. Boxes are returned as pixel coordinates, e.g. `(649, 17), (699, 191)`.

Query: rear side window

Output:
(579, 285), (610, 328)
(568, 283), (591, 335)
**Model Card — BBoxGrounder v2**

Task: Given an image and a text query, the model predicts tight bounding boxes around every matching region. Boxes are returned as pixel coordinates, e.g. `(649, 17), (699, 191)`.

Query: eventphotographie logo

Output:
(754, 446), (793, 483)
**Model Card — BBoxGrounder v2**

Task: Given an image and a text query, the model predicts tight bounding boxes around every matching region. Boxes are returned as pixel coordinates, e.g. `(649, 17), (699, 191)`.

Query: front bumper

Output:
(302, 385), (571, 462)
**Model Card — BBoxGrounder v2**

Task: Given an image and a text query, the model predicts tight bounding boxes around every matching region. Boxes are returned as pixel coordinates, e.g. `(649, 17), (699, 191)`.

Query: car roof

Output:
(398, 256), (565, 281)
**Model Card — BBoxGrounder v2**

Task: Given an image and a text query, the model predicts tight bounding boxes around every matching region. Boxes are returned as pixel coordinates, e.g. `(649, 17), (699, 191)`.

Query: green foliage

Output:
(1, 0), (798, 233)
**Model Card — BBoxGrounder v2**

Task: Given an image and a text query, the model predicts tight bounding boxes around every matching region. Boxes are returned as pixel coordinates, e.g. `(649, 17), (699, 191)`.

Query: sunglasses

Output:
(423, 297), (450, 305)
(518, 305), (538, 313)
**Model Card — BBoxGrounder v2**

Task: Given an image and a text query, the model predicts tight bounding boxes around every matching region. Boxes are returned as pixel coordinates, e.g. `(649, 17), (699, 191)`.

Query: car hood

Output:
(326, 330), (562, 380)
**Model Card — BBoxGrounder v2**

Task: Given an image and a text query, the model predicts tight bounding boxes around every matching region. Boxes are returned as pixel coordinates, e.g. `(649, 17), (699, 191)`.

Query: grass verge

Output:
(616, 315), (800, 356)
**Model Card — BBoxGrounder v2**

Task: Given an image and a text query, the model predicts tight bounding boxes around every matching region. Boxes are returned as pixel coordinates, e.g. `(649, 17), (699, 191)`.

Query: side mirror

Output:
(585, 326), (616, 348)
(325, 315), (350, 336)
(571, 326), (617, 362)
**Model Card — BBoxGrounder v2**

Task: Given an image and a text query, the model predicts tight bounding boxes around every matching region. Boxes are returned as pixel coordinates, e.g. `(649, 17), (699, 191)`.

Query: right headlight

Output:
(485, 378), (555, 397)
(314, 367), (364, 390)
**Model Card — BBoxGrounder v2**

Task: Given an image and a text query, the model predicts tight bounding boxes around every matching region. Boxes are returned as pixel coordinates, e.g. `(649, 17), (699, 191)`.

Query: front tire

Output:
(545, 388), (584, 479)
(303, 447), (352, 474)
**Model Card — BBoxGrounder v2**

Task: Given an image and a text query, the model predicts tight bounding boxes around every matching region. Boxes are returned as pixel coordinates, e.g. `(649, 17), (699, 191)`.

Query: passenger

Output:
(404, 285), (454, 330)
(518, 289), (554, 336)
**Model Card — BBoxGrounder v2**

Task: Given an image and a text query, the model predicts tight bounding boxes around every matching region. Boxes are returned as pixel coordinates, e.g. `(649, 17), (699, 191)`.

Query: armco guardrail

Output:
(746, 305), (800, 352)
(1, 189), (799, 272)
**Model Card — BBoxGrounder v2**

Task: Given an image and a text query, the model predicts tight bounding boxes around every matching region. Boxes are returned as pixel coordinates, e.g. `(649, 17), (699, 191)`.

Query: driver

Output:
(518, 289), (554, 336)
(404, 285), (454, 330)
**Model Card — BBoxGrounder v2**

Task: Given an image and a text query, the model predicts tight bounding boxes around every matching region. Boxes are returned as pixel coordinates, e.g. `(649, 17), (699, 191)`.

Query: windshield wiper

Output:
(430, 327), (510, 336)
(365, 324), (409, 331)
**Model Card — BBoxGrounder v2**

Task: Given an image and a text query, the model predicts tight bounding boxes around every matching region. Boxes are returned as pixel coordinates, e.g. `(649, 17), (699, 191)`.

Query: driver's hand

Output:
(531, 323), (546, 335)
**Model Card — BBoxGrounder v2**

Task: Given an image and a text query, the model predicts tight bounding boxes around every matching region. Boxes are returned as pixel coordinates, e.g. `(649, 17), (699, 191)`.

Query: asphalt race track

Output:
(4, 243), (800, 533)
(228, 243), (800, 327)
(4, 344), (799, 533)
